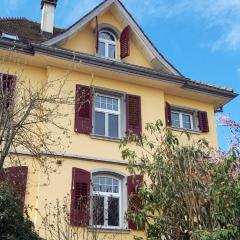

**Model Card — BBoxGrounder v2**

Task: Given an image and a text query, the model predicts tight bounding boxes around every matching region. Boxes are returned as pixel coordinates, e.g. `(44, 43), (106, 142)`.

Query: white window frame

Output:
(171, 111), (194, 130)
(94, 93), (121, 139)
(92, 175), (122, 229)
(98, 30), (117, 59)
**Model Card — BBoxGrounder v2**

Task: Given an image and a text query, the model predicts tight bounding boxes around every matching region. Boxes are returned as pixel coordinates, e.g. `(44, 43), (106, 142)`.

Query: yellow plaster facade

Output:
(0, 2), (233, 240)
(61, 11), (153, 69)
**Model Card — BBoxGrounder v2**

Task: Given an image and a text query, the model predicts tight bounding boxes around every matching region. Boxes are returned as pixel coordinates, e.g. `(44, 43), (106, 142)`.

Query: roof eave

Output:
(0, 39), (237, 104)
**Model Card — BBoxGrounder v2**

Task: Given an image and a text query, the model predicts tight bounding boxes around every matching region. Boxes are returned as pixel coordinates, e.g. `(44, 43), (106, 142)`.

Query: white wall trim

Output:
(10, 150), (128, 165)
(91, 168), (128, 178)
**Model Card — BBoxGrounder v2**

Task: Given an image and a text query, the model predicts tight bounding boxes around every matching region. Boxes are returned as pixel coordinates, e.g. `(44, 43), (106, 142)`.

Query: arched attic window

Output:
(98, 30), (117, 59)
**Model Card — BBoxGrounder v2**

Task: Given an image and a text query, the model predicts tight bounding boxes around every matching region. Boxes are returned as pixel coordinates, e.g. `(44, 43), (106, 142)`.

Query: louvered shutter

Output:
(127, 175), (144, 230)
(3, 166), (28, 213)
(1, 73), (16, 108)
(198, 111), (209, 132)
(70, 168), (91, 226)
(75, 85), (93, 134)
(126, 94), (142, 136)
(165, 102), (172, 126)
(95, 16), (99, 53)
(120, 26), (131, 59)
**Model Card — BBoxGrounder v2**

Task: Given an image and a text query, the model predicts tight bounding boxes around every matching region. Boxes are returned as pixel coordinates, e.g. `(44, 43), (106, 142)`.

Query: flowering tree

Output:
(216, 115), (240, 152)
(121, 120), (240, 240)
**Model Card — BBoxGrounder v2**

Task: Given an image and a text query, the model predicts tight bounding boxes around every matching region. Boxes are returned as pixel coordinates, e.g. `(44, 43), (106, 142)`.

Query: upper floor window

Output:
(166, 102), (210, 133)
(98, 31), (116, 59)
(75, 84), (142, 137)
(171, 111), (194, 130)
(94, 93), (121, 139)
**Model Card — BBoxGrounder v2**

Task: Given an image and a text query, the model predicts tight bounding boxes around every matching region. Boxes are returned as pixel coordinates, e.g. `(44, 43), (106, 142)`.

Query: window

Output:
(92, 176), (121, 228)
(98, 31), (116, 59)
(94, 93), (121, 138)
(171, 111), (194, 130)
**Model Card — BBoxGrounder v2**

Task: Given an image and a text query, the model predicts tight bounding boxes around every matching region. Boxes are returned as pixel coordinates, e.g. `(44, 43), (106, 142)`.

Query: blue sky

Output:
(1, 0), (240, 150)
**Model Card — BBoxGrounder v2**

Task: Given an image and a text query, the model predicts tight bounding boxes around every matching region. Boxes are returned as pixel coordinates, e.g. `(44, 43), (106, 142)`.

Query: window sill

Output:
(90, 134), (121, 142)
(169, 127), (201, 135)
(88, 226), (130, 234)
(96, 55), (122, 62)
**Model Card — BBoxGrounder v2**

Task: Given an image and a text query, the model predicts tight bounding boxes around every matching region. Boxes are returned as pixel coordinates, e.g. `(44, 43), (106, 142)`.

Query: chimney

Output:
(41, 0), (58, 35)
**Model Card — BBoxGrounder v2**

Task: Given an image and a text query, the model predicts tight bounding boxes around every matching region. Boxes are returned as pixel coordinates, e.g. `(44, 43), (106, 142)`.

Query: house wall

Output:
(0, 57), (218, 238)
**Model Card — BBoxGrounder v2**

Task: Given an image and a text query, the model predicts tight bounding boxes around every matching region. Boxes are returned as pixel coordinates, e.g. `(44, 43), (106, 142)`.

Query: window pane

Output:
(108, 114), (119, 138)
(99, 42), (105, 57)
(95, 112), (105, 136)
(113, 179), (119, 193)
(106, 177), (112, 185)
(113, 179), (118, 186)
(109, 44), (116, 59)
(93, 184), (99, 191)
(113, 185), (119, 193)
(113, 98), (118, 111)
(107, 97), (113, 110)
(93, 176), (99, 184)
(100, 96), (107, 109)
(100, 32), (115, 41)
(99, 184), (106, 192)
(93, 196), (104, 226)
(100, 177), (105, 185)
(108, 197), (119, 226)
(182, 114), (192, 129)
(95, 96), (101, 108)
(171, 112), (180, 128)
(106, 185), (112, 192)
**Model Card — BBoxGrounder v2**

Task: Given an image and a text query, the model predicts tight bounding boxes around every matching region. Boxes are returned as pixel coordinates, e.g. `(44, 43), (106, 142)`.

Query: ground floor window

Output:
(92, 175), (121, 227)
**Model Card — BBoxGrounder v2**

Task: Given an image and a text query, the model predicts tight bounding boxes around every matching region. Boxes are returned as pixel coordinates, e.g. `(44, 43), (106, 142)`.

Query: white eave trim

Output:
(43, 0), (181, 76)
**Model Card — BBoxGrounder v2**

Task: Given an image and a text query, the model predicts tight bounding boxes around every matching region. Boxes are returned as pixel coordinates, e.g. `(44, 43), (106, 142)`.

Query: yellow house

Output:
(0, 0), (237, 239)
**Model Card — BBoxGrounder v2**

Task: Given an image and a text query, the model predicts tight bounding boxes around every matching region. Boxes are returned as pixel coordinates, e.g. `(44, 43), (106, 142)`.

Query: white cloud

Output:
(126, 0), (240, 51)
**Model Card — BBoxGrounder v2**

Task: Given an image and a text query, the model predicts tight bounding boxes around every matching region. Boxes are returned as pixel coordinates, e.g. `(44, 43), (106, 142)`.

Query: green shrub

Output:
(0, 184), (42, 240)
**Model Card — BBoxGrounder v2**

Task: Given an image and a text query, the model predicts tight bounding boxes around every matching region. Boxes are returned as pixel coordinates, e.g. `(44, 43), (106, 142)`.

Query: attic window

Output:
(98, 31), (116, 59)
(1, 32), (19, 41)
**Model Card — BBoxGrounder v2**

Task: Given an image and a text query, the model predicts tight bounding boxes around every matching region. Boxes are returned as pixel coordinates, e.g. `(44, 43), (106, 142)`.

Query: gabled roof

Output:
(43, 0), (182, 76)
(0, 18), (64, 43)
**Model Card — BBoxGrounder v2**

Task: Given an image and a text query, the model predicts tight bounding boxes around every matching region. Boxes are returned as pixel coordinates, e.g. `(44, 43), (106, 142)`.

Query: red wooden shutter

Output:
(70, 168), (91, 226)
(0, 73), (16, 108)
(126, 94), (142, 136)
(75, 85), (93, 134)
(95, 16), (99, 53)
(3, 166), (28, 213)
(198, 111), (209, 132)
(127, 175), (144, 230)
(165, 102), (172, 126)
(120, 26), (131, 59)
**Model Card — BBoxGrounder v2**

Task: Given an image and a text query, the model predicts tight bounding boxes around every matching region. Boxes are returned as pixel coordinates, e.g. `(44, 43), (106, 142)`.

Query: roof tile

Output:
(0, 18), (64, 43)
